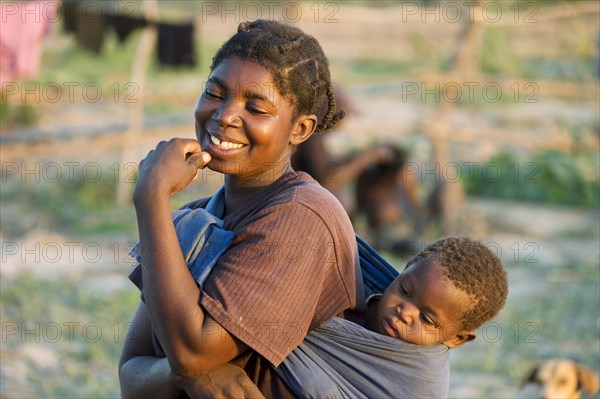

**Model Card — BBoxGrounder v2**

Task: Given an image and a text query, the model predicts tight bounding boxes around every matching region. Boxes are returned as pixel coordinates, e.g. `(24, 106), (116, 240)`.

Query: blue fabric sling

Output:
(356, 235), (399, 298)
(130, 187), (450, 398)
(129, 187), (234, 291)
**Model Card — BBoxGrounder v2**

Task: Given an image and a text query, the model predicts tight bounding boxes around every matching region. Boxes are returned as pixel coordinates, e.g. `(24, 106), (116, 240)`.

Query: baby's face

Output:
(376, 259), (474, 347)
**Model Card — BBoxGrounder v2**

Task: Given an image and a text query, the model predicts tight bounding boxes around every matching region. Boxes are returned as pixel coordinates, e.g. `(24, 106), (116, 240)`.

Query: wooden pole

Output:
(116, 0), (159, 205)
(424, 2), (483, 235)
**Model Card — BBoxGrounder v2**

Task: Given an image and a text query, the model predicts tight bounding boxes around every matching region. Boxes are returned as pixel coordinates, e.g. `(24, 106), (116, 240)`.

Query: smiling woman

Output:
(195, 58), (312, 184)
(118, 19), (361, 398)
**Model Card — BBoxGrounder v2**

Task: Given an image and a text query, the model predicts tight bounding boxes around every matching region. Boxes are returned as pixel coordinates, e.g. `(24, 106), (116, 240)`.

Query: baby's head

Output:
(376, 237), (508, 348)
(210, 19), (344, 132)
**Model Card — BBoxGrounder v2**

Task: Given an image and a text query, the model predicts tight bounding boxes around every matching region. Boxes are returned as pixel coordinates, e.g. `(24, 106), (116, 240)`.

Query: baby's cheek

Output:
(421, 326), (444, 344)
(400, 324), (422, 342)
(405, 324), (443, 345)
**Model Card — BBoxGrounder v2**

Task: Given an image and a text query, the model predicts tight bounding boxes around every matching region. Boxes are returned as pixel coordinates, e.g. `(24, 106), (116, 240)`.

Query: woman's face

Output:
(195, 58), (302, 186)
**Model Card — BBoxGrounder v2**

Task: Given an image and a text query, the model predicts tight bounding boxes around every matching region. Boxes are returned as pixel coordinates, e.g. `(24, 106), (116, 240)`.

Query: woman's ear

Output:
(443, 331), (476, 349)
(289, 114), (318, 145)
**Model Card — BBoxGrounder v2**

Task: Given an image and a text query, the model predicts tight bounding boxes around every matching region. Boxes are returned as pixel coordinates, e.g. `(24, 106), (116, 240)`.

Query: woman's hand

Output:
(175, 364), (265, 399)
(134, 138), (211, 201)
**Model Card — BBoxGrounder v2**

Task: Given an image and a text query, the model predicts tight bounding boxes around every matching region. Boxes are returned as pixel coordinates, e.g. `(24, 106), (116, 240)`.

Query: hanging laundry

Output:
(157, 22), (196, 67)
(105, 14), (148, 44)
(58, 3), (197, 68)
(61, 1), (78, 34)
(62, 1), (147, 54)
(0, 1), (58, 87)
(75, 4), (106, 54)
(59, 1), (106, 54)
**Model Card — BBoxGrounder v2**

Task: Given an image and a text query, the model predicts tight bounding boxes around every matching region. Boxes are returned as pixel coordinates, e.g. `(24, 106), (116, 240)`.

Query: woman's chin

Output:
(204, 159), (235, 176)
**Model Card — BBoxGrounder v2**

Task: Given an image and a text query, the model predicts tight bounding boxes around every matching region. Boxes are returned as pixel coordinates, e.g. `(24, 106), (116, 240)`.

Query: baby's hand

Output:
(134, 138), (211, 200)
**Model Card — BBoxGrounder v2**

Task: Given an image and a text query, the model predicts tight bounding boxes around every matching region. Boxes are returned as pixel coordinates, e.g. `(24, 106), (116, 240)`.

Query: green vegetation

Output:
(0, 177), (137, 237)
(462, 150), (600, 208)
(450, 260), (600, 395)
(0, 171), (216, 238)
(0, 99), (41, 128)
(1, 273), (139, 397)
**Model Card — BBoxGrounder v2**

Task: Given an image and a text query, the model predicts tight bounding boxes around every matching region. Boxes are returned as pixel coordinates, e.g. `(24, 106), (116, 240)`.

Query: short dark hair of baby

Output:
(210, 19), (345, 132)
(406, 237), (508, 332)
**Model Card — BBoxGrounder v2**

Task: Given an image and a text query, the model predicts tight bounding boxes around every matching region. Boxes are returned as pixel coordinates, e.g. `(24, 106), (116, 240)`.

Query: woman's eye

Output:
(204, 90), (221, 99)
(204, 83), (223, 98)
(247, 104), (267, 115)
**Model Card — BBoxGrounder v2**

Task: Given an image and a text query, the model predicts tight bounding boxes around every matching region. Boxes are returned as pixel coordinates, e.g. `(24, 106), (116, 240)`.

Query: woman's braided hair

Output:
(406, 237), (509, 332)
(210, 19), (345, 132)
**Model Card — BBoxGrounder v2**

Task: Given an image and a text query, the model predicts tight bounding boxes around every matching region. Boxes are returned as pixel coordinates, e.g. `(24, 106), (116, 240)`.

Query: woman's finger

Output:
(186, 151), (211, 169)
(174, 138), (202, 156)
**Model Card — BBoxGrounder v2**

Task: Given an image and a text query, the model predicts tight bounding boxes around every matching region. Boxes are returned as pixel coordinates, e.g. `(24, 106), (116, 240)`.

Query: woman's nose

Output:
(212, 98), (242, 127)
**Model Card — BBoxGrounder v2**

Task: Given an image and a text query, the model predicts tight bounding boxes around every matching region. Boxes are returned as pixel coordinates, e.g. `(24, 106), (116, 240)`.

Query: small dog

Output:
(520, 359), (600, 399)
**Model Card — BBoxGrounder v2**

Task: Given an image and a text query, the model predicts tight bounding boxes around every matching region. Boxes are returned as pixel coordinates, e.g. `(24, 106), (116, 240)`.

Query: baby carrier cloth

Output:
(130, 187), (450, 398)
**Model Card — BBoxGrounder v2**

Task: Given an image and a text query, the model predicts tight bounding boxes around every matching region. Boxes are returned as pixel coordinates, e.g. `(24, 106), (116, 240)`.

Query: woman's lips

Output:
(206, 133), (247, 154)
(209, 133), (245, 149)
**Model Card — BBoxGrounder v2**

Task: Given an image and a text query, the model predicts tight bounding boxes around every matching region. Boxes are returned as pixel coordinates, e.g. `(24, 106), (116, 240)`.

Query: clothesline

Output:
(0, 0), (198, 88)
(61, 1), (197, 67)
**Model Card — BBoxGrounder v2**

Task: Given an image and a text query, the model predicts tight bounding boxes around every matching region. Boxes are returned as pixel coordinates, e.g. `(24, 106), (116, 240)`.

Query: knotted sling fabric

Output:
(276, 317), (449, 399)
(129, 187), (450, 398)
(128, 187), (234, 292)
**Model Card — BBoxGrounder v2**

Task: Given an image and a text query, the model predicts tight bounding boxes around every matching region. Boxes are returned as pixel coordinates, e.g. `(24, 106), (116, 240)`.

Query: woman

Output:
(118, 20), (364, 398)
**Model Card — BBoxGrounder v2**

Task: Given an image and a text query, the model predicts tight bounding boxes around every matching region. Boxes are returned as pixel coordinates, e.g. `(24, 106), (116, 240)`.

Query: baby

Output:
(366, 236), (508, 349)
(270, 236), (509, 398)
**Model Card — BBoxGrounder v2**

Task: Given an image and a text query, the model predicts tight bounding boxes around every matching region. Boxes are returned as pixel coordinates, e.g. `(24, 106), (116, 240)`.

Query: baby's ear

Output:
(289, 114), (317, 145)
(443, 330), (476, 349)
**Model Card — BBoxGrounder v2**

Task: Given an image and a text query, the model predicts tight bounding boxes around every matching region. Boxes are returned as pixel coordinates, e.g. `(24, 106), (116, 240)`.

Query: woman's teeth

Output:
(210, 134), (244, 150)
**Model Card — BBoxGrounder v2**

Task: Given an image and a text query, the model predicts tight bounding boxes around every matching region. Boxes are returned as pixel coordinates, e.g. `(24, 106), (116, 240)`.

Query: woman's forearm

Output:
(127, 140), (244, 380)
(134, 192), (207, 370)
(119, 356), (180, 398)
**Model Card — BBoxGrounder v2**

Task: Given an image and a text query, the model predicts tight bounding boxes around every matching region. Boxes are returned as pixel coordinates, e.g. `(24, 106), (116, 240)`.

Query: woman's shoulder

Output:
(268, 172), (352, 230)
(225, 171), (355, 241)
(284, 171), (348, 213)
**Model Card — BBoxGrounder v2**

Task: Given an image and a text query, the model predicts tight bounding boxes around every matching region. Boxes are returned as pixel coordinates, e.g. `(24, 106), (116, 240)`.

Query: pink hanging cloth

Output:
(1, 1), (58, 87)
